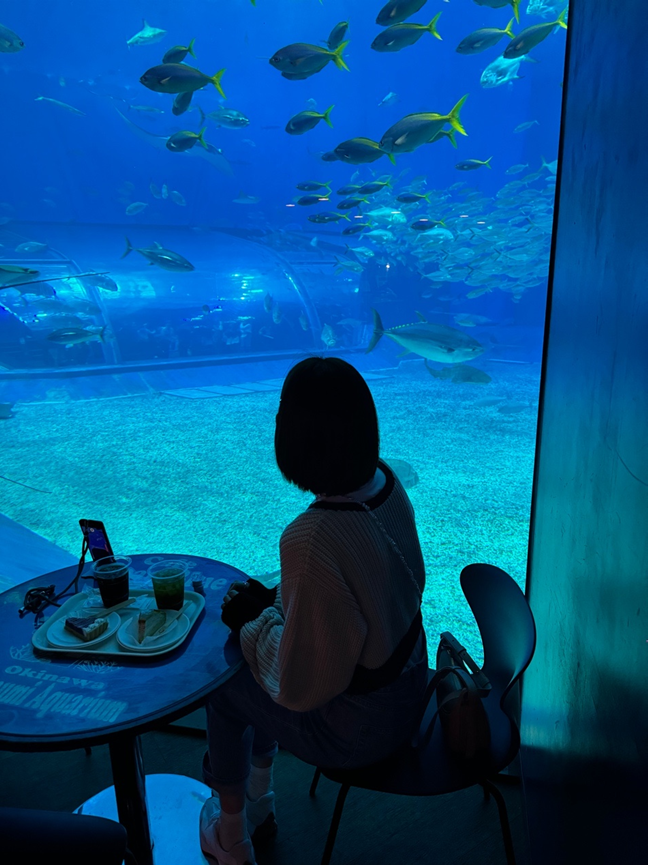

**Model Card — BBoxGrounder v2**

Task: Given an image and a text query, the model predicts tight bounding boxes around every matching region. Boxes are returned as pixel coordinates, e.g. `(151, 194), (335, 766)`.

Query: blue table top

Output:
(0, 554), (247, 750)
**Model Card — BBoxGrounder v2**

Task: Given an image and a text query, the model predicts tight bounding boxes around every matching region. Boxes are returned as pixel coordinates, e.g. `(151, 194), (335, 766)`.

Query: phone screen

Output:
(79, 520), (114, 561)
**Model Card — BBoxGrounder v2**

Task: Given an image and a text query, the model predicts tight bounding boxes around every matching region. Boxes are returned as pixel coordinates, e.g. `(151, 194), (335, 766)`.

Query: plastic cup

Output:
(92, 556), (131, 608)
(148, 560), (187, 611)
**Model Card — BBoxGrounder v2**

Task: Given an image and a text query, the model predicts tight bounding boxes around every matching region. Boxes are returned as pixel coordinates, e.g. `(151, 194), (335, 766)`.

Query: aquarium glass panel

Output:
(0, 0), (568, 661)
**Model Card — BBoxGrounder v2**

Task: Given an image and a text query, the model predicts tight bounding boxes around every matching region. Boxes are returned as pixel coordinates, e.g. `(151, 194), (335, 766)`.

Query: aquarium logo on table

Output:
(1, 669), (128, 722)
(4, 663), (105, 689)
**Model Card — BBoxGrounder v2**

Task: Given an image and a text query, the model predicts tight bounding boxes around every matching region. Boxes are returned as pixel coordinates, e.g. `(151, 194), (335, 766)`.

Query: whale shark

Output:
(115, 109), (233, 176)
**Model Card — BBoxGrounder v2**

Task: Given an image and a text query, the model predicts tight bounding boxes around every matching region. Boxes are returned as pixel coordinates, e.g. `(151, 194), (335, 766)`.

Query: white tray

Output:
(31, 588), (205, 659)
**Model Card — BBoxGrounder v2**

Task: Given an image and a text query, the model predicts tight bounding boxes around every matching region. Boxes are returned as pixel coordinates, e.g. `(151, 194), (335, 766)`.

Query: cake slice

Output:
(64, 615), (109, 642)
(137, 610), (168, 644)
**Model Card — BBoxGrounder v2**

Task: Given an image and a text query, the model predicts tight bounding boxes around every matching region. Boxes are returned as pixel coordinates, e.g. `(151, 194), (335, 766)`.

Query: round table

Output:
(0, 553), (249, 865)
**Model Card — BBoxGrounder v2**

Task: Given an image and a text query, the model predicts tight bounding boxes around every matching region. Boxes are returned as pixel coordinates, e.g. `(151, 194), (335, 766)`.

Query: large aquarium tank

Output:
(0, 0), (567, 660)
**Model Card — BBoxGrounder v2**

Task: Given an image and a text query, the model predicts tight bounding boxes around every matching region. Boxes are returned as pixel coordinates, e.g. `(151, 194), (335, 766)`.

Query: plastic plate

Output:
(116, 613), (190, 653)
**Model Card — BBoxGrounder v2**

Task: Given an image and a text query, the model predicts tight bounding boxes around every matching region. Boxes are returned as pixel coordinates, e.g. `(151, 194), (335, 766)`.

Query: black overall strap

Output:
(344, 607), (423, 695)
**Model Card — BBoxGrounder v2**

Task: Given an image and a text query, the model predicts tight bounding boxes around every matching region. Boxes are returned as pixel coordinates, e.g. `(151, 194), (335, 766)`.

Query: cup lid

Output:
(93, 555), (132, 572)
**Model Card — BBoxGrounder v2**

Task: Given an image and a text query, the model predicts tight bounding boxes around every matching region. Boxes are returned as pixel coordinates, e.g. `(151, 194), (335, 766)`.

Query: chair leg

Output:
(310, 767), (322, 797)
(308, 769), (322, 799)
(479, 780), (491, 802)
(320, 783), (351, 865)
(481, 778), (516, 865)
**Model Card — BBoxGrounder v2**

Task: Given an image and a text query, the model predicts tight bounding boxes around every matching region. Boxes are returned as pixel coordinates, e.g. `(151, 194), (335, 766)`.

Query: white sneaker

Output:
(245, 791), (278, 844)
(199, 797), (256, 865)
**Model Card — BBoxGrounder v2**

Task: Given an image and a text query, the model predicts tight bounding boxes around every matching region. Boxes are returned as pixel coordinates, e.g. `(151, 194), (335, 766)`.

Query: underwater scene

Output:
(0, 0), (568, 659)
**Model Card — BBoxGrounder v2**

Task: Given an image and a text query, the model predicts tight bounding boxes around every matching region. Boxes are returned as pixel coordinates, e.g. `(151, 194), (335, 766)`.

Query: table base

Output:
(76, 773), (210, 865)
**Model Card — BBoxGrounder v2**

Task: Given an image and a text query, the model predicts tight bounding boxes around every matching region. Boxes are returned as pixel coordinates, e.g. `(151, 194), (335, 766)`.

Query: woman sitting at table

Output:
(200, 356), (428, 865)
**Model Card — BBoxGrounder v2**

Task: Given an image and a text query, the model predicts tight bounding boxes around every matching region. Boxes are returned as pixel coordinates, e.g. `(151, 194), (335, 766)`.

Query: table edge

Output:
(0, 659), (246, 752)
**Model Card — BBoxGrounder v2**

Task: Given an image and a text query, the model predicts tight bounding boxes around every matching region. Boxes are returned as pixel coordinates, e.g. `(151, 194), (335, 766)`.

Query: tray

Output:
(31, 588), (205, 660)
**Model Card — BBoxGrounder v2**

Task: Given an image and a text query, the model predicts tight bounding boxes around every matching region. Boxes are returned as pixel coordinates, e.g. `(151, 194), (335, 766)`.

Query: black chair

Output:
(309, 563), (537, 865)
(0, 805), (138, 864)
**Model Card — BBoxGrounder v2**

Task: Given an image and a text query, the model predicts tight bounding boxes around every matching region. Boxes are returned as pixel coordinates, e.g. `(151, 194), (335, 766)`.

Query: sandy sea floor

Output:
(0, 361), (541, 663)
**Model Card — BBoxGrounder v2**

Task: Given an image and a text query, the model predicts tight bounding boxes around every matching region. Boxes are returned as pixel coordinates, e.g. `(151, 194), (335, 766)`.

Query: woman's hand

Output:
(220, 581), (268, 632)
(221, 581), (249, 611)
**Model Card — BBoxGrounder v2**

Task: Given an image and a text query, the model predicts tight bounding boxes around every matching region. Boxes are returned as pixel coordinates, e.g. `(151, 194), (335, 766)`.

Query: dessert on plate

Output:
(64, 615), (109, 642)
(137, 609), (170, 643)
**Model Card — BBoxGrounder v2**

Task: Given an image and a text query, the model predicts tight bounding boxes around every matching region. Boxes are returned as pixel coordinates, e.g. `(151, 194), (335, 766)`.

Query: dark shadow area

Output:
(0, 726), (532, 865)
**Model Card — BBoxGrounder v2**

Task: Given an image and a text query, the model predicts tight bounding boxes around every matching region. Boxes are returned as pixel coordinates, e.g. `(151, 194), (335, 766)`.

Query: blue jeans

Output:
(202, 627), (429, 790)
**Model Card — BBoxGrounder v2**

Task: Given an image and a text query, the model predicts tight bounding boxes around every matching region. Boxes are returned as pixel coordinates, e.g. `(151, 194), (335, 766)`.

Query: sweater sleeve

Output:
(240, 522), (368, 712)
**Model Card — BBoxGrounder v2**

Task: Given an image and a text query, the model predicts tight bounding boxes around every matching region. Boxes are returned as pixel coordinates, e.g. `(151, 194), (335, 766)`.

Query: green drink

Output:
(148, 560), (187, 611)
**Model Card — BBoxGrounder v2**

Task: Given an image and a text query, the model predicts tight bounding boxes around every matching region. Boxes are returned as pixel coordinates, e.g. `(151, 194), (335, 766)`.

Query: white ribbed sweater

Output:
(240, 459), (426, 712)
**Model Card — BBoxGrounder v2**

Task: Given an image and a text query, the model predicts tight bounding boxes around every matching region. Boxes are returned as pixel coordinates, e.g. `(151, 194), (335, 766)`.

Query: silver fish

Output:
(122, 238), (194, 272)
(367, 309), (483, 364)
(126, 202), (148, 215)
(47, 326), (106, 346)
(129, 105), (165, 114)
(321, 323), (337, 347)
(425, 360), (492, 383)
(201, 107), (250, 129)
(481, 55), (533, 89)
(15, 242), (48, 253)
(85, 274), (119, 292)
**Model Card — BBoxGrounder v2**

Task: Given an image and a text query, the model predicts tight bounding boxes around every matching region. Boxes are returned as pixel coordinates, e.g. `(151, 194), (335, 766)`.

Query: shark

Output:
(127, 20), (166, 48)
(115, 109), (233, 176)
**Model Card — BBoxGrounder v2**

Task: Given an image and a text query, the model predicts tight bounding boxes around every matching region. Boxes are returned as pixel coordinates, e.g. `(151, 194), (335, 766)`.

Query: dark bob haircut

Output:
(275, 357), (380, 496)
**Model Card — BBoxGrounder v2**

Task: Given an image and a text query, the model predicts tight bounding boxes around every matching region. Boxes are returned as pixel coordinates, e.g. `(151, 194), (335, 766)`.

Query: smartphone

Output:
(79, 519), (114, 561)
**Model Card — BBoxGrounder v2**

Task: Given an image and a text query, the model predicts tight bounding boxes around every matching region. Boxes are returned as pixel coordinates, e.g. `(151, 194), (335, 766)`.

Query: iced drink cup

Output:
(148, 560), (187, 611)
(92, 556), (131, 608)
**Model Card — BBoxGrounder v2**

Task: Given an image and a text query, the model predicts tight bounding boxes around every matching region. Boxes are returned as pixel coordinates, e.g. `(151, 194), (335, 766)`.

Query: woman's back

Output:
(282, 458), (426, 672)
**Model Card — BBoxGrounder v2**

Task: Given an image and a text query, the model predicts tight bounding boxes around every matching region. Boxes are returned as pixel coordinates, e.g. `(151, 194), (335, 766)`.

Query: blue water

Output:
(1, 1), (565, 225)
(0, 1), (568, 649)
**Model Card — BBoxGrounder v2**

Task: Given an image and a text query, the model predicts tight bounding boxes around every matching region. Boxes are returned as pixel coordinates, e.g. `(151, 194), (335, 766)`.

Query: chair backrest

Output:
(0, 806), (127, 864)
(460, 563), (537, 722)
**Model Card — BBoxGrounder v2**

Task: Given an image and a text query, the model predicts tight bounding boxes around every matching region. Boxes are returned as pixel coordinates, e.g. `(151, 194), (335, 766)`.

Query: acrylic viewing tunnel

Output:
(0, 222), (364, 379)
